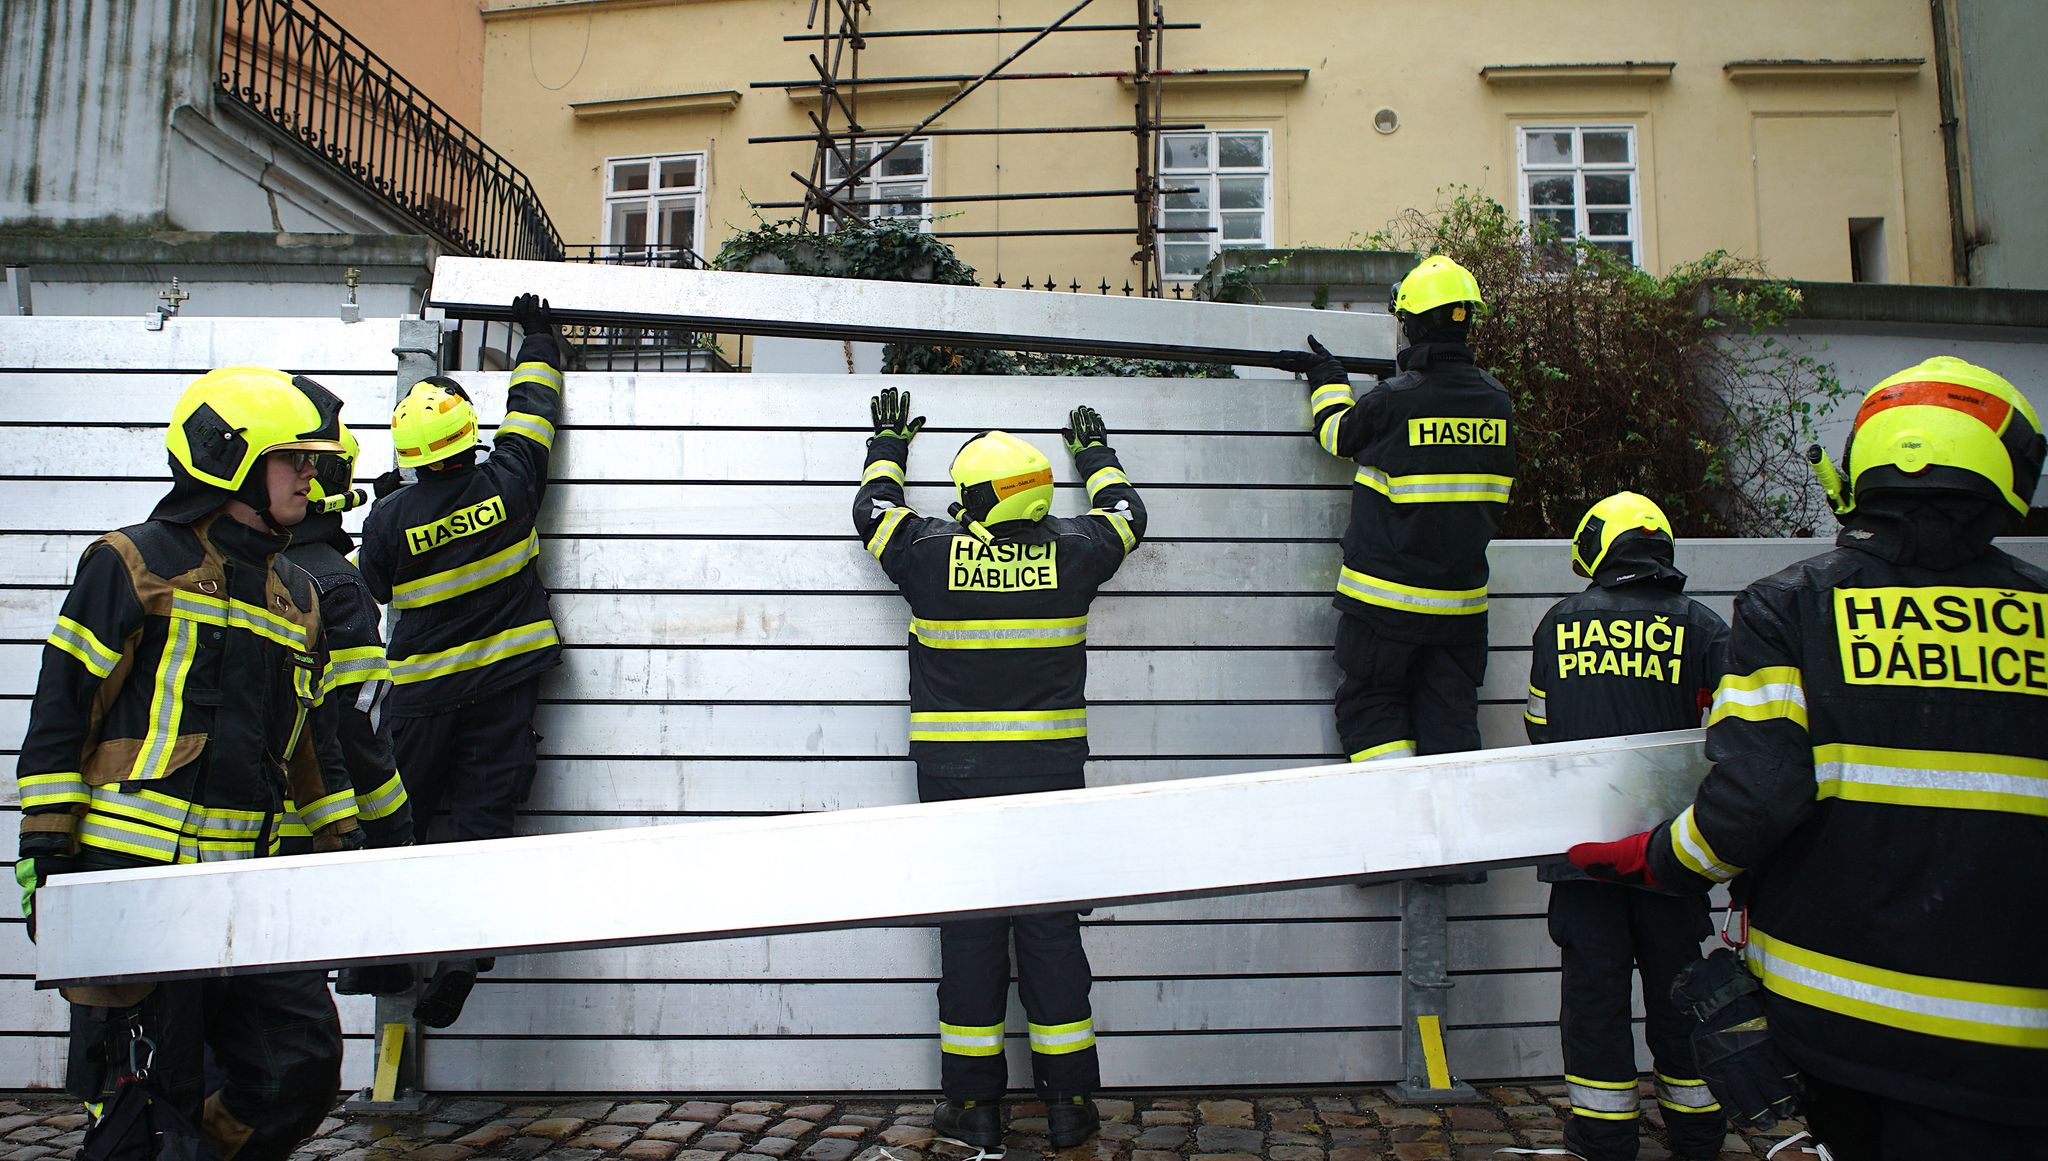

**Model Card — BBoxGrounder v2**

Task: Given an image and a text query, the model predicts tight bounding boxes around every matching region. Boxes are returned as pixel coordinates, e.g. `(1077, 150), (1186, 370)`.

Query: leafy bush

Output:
(1358, 189), (1844, 537)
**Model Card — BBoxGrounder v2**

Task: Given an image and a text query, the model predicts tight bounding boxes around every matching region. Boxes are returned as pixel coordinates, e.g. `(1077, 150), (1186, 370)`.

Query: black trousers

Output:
(1803, 1075), (2048, 1161)
(66, 972), (341, 1161)
(1548, 880), (1724, 1161)
(920, 770), (1100, 1103)
(1333, 614), (1486, 761)
(393, 676), (541, 844)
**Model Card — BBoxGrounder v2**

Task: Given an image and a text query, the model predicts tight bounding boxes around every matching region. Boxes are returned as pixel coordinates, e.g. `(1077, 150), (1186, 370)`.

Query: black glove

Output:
(1062, 406), (1108, 456)
(511, 293), (554, 333)
(870, 386), (925, 443)
(1672, 948), (1804, 1129)
(1273, 334), (1348, 388)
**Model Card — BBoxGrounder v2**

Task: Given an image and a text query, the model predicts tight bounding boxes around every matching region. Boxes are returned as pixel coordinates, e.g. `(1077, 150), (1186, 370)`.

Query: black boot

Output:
(335, 963), (415, 996)
(412, 967), (477, 1029)
(1047, 1097), (1099, 1149)
(933, 1100), (1004, 1153)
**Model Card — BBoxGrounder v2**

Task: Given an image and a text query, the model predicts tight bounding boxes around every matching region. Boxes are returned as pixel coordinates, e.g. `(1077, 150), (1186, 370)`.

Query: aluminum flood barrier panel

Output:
(427, 257), (1399, 373)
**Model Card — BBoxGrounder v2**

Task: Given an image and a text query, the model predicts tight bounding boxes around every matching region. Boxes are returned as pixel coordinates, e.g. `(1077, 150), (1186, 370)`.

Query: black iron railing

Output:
(559, 245), (726, 369)
(563, 243), (708, 270)
(218, 0), (565, 261)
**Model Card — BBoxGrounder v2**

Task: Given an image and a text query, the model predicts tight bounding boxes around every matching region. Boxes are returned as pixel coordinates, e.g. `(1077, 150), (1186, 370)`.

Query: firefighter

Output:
(280, 424), (418, 995)
(1281, 255), (1515, 768)
(852, 387), (1145, 1155)
(357, 293), (565, 1028)
(1569, 357), (2048, 1156)
(1525, 492), (1730, 1161)
(14, 367), (361, 1160)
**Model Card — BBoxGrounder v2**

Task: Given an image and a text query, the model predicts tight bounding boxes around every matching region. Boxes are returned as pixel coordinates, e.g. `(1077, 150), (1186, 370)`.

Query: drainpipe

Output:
(1930, 0), (1972, 286)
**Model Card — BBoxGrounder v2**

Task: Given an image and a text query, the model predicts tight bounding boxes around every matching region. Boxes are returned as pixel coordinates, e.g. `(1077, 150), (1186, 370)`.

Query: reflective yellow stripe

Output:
(278, 807), (311, 840)
(1355, 466), (1514, 504)
(910, 708), (1087, 742)
(512, 361), (564, 392)
(167, 591), (311, 652)
(321, 645), (392, 694)
(1653, 1073), (1721, 1113)
(299, 787), (359, 831)
(911, 616), (1087, 650)
(1027, 1017), (1096, 1055)
(1310, 383), (1354, 415)
(1317, 406), (1348, 455)
(1085, 466), (1130, 501)
(863, 459), (905, 486)
(1813, 743), (2048, 818)
(1089, 508), (1136, 554)
(49, 616), (121, 678)
(356, 771), (410, 821)
(1349, 740), (1415, 762)
(866, 506), (912, 559)
(1668, 805), (1741, 882)
(1524, 684), (1548, 727)
(389, 619), (560, 684)
(1707, 665), (1808, 729)
(1336, 565), (1486, 615)
(1747, 927), (2048, 1048)
(131, 618), (199, 781)
(1566, 1075), (1641, 1120)
(498, 411), (556, 450)
(79, 790), (281, 864)
(89, 784), (268, 839)
(18, 772), (89, 808)
(391, 531), (541, 609)
(939, 1021), (1005, 1056)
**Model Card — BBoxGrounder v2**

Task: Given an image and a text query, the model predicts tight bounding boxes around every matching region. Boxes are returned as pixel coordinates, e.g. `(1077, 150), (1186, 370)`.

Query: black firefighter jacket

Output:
(17, 513), (360, 865)
(359, 342), (564, 716)
(1525, 537), (1730, 882)
(852, 433), (1146, 778)
(1312, 342), (1516, 644)
(1644, 501), (2048, 1125)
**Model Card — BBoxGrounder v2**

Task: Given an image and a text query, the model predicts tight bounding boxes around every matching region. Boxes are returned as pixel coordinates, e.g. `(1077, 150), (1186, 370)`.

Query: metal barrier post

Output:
(1390, 879), (1482, 1104)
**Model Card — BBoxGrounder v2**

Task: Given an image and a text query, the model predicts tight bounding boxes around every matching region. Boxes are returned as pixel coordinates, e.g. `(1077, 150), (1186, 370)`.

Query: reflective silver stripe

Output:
(909, 709), (1088, 741)
(1085, 466), (1130, 500)
(1335, 569), (1487, 613)
(866, 505), (912, 559)
(512, 362), (564, 391)
(911, 618), (1086, 646)
(132, 618), (198, 780)
(169, 593), (311, 650)
(1653, 1075), (1719, 1111)
(498, 412), (556, 448)
(322, 651), (390, 690)
(356, 773), (409, 821)
(1566, 1078), (1640, 1115)
(392, 531), (541, 609)
(1310, 383), (1354, 413)
(1815, 756), (2048, 806)
(864, 459), (905, 485)
(939, 1026), (1005, 1054)
(1027, 1022), (1095, 1049)
(388, 620), (560, 684)
(1355, 467), (1513, 502)
(299, 790), (358, 831)
(18, 773), (89, 808)
(49, 617), (120, 677)
(1524, 685), (1547, 723)
(1746, 930), (2048, 1044)
(79, 818), (180, 859)
(89, 786), (267, 836)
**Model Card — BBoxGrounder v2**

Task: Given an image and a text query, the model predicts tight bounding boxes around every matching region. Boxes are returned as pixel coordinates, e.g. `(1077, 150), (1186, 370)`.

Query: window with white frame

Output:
(823, 138), (931, 227)
(1517, 126), (1639, 265)
(1158, 130), (1272, 280)
(603, 153), (706, 261)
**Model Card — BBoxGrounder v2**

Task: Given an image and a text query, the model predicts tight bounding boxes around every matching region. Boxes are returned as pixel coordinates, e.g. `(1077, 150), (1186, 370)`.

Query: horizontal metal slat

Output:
(0, 316), (405, 373)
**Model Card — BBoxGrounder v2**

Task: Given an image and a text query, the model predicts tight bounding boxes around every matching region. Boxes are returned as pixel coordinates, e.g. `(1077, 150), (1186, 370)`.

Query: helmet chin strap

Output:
(948, 501), (999, 544)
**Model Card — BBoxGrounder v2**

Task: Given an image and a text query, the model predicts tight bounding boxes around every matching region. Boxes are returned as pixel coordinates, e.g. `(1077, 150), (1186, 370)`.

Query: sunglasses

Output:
(278, 450), (323, 472)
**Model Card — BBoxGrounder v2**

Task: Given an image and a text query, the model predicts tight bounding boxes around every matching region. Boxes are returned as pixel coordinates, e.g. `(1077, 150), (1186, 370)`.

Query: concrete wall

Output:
(480, 0), (1952, 286)
(1954, 0), (2048, 289)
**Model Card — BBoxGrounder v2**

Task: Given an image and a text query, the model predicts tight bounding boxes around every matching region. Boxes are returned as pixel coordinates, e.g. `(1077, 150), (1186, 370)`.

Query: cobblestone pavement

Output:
(0, 1089), (1820, 1161)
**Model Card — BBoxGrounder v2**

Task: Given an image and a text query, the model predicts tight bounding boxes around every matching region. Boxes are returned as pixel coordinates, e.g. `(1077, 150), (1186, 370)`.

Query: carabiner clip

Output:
(1718, 903), (1749, 950)
(127, 1020), (156, 1081)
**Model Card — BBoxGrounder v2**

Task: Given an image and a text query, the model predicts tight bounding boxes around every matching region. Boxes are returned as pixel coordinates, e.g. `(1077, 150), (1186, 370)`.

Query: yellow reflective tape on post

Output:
(1088, 508), (1135, 554)
(511, 361), (564, 392)
(18, 772), (89, 809)
(321, 645), (391, 695)
(939, 1021), (1006, 1056)
(1417, 1015), (1452, 1090)
(1336, 566), (1486, 615)
(373, 1023), (406, 1102)
(130, 618), (199, 781)
(1668, 805), (1741, 882)
(1746, 928), (2048, 1048)
(1566, 1075), (1641, 1120)
(49, 616), (120, 678)
(1354, 467), (1514, 504)
(1310, 383), (1354, 415)
(498, 411), (556, 450)
(1318, 406), (1349, 456)
(391, 531), (541, 609)
(911, 616), (1087, 649)
(356, 771), (411, 821)
(1350, 740), (1415, 763)
(866, 506), (912, 559)
(910, 708), (1087, 742)
(1813, 743), (2048, 818)
(1028, 1017), (1096, 1055)
(1085, 466), (1130, 501)
(388, 619), (560, 685)
(1707, 666), (1808, 729)
(863, 459), (905, 486)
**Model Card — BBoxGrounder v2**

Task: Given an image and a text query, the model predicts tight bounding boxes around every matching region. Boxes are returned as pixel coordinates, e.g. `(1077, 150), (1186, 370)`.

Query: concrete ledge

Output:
(0, 230), (444, 269)
(571, 90), (742, 119)
(1480, 61), (1675, 84)
(1724, 58), (1923, 82)
(1716, 279), (2048, 330)
(1119, 68), (1310, 90)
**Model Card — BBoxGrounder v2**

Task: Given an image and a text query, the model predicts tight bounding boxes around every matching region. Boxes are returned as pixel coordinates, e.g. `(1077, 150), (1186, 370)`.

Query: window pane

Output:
(1218, 134), (1265, 168)
(612, 162), (650, 193)
(611, 203), (648, 248)
(1164, 184), (1210, 210)
(1162, 135), (1210, 170)
(658, 159), (698, 189)
(1529, 208), (1575, 239)
(1585, 173), (1631, 206)
(658, 198), (696, 248)
(1592, 240), (1636, 262)
(1587, 210), (1631, 237)
(876, 183), (923, 217)
(1523, 130), (1573, 166)
(879, 147), (924, 178)
(1163, 210), (1207, 232)
(1164, 243), (1211, 275)
(1527, 174), (1574, 207)
(1221, 212), (1263, 241)
(1219, 176), (1264, 209)
(1582, 131), (1631, 164)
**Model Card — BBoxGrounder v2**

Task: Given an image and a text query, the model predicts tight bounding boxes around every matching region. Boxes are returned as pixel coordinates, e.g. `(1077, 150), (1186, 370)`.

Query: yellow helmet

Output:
(1391, 255), (1483, 320)
(1844, 356), (2043, 517)
(1572, 491), (1673, 578)
(166, 367), (347, 491)
(307, 423), (362, 513)
(391, 377), (479, 469)
(950, 431), (1054, 525)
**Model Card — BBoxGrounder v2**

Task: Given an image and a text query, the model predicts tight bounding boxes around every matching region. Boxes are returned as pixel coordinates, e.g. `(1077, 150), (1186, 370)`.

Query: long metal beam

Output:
(35, 732), (1706, 986)
(428, 258), (1398, 372)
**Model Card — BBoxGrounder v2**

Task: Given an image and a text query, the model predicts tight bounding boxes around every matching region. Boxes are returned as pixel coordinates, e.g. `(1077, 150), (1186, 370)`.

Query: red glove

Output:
(1568, 830), (1659, 888)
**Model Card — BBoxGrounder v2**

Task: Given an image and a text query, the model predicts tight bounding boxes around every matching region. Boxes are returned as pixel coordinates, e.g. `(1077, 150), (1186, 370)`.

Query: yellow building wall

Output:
(481, 0), (1951, 285)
